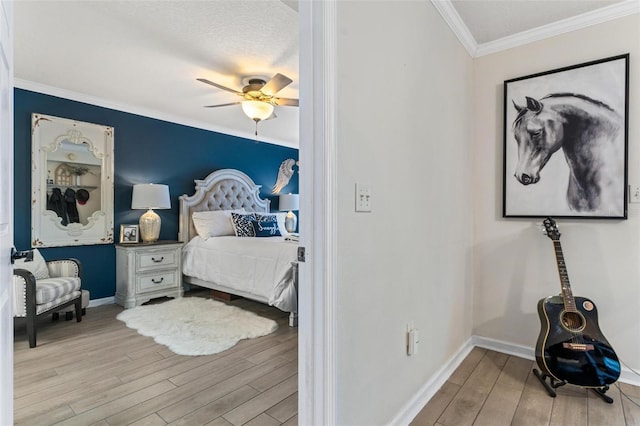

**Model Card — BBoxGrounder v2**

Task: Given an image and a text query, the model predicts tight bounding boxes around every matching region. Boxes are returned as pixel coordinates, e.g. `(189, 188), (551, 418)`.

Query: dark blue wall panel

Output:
(14, 88), (298, 299)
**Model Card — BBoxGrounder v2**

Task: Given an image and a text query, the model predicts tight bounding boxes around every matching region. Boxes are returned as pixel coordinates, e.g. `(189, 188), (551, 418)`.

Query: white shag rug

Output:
(116, 297), (278, 356)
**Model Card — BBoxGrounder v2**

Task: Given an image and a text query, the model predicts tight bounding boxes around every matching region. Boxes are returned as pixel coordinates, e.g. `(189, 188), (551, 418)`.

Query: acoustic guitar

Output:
(535, 217), (620, 387)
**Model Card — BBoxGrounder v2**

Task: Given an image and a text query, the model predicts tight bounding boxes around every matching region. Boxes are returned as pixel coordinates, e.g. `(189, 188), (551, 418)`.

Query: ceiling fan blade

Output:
(265, 111), (278, 121)
(274, 97), (299, 107)
(261, 73), (293, 96)
(197, 78), (242, 95)
(204, 102), (241, 108)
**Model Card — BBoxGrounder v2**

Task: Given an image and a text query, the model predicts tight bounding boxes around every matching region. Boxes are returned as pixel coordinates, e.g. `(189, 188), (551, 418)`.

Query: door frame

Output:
(0, 0), (13, 424)
(298, 1), (337, 424)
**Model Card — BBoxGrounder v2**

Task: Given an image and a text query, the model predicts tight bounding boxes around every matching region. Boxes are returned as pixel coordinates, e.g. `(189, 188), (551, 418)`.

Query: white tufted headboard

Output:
(178, 169), (270, 242)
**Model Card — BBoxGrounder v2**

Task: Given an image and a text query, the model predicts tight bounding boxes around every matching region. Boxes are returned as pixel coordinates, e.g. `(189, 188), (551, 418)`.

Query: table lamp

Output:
(279, 193), (299, 233)
(131, 183), (171, 243)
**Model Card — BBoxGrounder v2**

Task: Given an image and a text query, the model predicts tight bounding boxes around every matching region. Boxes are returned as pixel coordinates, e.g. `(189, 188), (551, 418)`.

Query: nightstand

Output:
(115, 240), (183, 308)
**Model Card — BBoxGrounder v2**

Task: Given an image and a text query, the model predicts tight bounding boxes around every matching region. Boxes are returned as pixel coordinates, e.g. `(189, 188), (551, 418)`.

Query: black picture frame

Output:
(503, 54), (629, 219)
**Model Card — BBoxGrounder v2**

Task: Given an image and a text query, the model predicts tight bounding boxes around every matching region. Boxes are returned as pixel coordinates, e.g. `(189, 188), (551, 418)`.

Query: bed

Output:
(178, 169), (298, 326)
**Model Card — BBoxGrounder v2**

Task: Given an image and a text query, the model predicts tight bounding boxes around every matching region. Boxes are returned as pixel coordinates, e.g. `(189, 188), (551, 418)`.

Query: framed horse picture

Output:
(503, 54), (629, 219)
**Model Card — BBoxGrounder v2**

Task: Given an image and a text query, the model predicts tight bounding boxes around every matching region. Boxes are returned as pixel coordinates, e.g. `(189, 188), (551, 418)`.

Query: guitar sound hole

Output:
(561, 311), (585, 332)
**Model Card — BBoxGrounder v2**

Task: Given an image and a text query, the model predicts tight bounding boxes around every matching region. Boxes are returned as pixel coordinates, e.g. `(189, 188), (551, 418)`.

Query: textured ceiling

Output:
(14, 1), (300, 147)
(13, 1), (632, 148)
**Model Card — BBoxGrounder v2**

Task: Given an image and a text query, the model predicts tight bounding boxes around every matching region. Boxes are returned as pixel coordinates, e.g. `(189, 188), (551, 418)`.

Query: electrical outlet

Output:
(407, 322), (419, 356)
(630, 185), (640, 203)
(355, 183), (372, 212)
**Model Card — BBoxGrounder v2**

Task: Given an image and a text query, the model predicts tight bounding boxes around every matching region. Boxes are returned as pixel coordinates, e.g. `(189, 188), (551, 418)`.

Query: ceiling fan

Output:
(197, 73), (299, 126)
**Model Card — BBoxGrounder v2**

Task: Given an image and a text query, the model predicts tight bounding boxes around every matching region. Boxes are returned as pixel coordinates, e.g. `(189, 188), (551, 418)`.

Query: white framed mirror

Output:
(31, 113), (114, 247)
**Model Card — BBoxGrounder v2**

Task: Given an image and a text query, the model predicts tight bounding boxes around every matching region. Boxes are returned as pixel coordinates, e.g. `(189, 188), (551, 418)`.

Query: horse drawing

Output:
(511, 93), (623, 213)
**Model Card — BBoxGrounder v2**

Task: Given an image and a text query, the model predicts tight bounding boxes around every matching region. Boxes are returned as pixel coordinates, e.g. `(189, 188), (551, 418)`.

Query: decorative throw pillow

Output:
(192, 208), (245, 239)
(14, 249), (50, 279)
(231, 212), (257, 237)
(252, 214), (282, 237)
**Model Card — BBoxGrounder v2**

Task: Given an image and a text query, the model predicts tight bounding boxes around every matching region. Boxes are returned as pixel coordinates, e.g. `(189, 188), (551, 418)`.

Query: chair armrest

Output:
(46, 258), (82, 279)
(13, 269), (36, 318)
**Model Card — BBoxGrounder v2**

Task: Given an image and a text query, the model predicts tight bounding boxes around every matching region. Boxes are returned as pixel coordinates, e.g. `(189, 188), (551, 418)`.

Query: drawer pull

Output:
(151, 277), (164, 284)
(151, 256), (164, 263)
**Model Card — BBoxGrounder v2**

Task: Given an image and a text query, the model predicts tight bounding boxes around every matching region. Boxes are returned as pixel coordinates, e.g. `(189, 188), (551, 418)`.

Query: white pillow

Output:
(14, 249), (50, 279)
(192, 209), (245, 239)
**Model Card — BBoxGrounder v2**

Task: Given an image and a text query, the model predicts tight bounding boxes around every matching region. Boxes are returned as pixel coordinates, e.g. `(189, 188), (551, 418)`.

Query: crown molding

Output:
(430, 0), (478, 57)
(13, 78), (298, 149)
(476, 0), (640, 57)
(432, 0), (640, 58)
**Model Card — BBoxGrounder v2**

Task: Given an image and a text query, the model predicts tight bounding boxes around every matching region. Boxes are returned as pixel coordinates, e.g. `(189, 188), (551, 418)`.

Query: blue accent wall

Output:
(14, 88), (298, 299)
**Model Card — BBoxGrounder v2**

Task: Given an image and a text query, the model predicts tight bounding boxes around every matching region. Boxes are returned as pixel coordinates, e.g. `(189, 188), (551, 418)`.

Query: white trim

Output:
(476, 0), (640, 57)
(471, 335), (534, 360)
(298, 0), (337, 424)
(391, 335), (640, 422)
(432, 0), (640, 58)
(430, 0), (478, 57)
(87, 296), (114, 308)
(14, 79), (298, 149)
(389, 338), (475, 426)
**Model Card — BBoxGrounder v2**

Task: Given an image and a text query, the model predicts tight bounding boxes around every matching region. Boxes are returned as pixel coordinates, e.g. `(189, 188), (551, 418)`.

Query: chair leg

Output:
(75, 298), (82, 323)
(27, 314), (37, 348)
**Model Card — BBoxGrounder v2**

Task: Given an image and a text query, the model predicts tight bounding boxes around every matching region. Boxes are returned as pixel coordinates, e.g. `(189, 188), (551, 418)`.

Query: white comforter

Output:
(182, 236), (298, 312)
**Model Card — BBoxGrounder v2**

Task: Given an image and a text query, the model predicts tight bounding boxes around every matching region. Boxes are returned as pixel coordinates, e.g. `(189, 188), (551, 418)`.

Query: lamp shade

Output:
(279, 193), (299, 211)
(131, 184), (171, 209)
(242, 100), (274, 122)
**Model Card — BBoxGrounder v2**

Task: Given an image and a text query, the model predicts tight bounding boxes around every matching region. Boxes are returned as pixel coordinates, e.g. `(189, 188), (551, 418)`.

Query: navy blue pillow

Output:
(231, 212), (257, 237)
(251, 215), (282, 237)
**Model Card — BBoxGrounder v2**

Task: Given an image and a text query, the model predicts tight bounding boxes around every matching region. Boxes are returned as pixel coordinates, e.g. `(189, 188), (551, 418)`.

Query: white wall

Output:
(336, 1), (474, 424)
(472, 14), (640, 375)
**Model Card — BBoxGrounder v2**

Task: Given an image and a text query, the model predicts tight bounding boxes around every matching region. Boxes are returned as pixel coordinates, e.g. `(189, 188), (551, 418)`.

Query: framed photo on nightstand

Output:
(119, 224), (139, 243)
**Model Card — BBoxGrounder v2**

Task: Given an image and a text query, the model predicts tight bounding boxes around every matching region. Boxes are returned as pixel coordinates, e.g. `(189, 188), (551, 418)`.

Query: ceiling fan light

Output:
(242, 100), (274, 121)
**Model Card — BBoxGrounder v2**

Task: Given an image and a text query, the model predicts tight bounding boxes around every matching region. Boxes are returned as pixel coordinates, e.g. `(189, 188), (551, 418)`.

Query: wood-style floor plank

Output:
(511, 362), (554, 425)
(410, 381), (460, 426)
(14, 290), (298, 426)
(437, 350), (509, 426)
(166, 386), (259, 426)
(447, 347), (487, 386)
(587, 384), (626, 425)
(17, 292), (640, 426)
(414, 350), (640, 426)
(471, 355), (530, 426)
(620, 382), (640, 425)
(222, 375), (298, 425)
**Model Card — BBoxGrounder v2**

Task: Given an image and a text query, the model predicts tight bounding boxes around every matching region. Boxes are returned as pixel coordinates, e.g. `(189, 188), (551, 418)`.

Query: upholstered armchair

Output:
(13, 250), (83, 348)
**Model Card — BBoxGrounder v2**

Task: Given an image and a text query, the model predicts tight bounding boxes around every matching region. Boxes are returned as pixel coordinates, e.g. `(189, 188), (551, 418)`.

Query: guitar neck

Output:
(553, 240), (577, 312)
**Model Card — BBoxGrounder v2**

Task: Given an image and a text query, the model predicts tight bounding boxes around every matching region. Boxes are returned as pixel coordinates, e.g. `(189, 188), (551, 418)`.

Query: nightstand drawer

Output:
(137, 270), (179, 293)
(136, 249), (179, 271)
(115, 241), (183, 308)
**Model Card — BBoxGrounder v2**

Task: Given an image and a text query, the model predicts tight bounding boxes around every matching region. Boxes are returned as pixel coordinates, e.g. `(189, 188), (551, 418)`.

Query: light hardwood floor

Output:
(411, 347), (640, 426)
(14, 290), (298, 426)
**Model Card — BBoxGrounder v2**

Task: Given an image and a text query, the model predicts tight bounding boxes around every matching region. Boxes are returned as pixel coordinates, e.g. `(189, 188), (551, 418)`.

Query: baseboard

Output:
(388, 338), (475, 425)
(471, 335), (534, 360)
(391, 335), (640, 423)
(88, 296), (114, 308)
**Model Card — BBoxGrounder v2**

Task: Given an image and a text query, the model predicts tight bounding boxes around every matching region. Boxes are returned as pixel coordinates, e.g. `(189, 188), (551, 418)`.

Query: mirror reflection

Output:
(46, 141), (102, 226)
